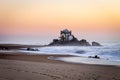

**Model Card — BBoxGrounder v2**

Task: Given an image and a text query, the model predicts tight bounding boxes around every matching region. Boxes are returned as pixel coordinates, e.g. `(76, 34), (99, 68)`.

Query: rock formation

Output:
(27, 48), (39, 51)
(48, 29), (101, 46)
(92, 41), (101, 46)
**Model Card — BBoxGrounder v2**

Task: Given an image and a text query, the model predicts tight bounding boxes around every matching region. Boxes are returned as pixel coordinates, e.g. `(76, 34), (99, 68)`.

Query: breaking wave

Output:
(37, 42), (120, 61)
(1, 42), (120, 62)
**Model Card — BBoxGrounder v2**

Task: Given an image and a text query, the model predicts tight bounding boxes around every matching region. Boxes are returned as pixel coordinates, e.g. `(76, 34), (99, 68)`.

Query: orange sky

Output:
(0, 0), (120, 44)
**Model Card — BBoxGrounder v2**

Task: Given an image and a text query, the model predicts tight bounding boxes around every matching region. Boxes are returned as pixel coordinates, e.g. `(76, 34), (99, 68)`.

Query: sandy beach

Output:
(1, 0), (120, 79)
(0, 52), (120, 80)
(0, 44), (120, 80)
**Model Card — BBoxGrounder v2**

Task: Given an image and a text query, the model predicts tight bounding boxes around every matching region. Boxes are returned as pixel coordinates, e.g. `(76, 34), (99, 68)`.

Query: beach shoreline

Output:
(0, 52), (120, 80)
(0, 44), (120, 80)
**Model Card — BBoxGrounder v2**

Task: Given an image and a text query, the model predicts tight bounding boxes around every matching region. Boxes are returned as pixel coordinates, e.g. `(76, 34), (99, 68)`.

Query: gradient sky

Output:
(0, 0), (120, 44)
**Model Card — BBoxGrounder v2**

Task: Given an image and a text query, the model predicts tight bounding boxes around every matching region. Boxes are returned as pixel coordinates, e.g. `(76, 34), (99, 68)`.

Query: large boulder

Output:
(27, 48), (39, 51)
(92, 41), (101, 46)
(88, 55), (100, 59)
(53, 39), (59, 42)
(79, 39), (91, 46)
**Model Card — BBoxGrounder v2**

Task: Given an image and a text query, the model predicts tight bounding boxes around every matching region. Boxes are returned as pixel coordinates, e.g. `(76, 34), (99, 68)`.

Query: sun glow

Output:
(0, 0), (120, 43)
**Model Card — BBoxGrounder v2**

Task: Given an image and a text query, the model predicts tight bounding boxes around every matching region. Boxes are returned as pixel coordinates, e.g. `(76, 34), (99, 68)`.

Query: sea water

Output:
(0, 42), (120, 66)
(37, 42), (120, 66)
(37, 42), (120, 62)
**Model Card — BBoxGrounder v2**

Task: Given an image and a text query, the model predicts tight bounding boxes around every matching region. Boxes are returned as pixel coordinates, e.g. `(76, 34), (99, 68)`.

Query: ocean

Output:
(36, 42), (120, 62)
(0, 42), (120, 66)
(36, 42), (120, 66)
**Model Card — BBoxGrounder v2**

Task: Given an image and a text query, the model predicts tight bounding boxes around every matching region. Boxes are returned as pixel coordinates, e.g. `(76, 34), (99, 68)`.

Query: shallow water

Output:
(36, 42), (120, 62)
(0, 42), (120, 65)
(52, 56), (120, 66)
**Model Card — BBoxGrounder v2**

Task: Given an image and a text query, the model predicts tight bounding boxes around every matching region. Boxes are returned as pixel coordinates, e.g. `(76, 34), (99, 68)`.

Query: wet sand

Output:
(0, 44), (45, 50)
(0, 52), (120, 80)
(0, 44), (120, 80)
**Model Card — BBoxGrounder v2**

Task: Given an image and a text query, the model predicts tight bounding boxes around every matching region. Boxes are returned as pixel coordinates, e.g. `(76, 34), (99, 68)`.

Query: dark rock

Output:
(49, 39), (91, 46)
(88, 55), (100, 59)
(79, 39), (91, 46)
(92, 42), (101, 46)
(53, 39), (59, 42)
(72, 36), (78, 41)
(27, 48), (39, 51)
(0, 47), (9, 50)
(48, 29), (101, 46)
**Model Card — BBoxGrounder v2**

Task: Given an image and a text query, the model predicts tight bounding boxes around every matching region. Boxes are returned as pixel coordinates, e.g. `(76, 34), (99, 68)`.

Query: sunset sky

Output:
(0, 0), (120, 44)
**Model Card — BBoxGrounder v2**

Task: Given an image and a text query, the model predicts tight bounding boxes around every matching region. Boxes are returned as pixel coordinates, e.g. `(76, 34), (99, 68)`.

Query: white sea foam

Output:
(0, 42), (120, 65)
(17, 42), (120, 62)
(54, 57), (120, 66)
(36, 42), (120, 62)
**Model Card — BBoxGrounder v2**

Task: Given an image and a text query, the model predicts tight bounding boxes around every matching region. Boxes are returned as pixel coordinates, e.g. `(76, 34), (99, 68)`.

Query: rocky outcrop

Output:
(49, 39), (92, 46)
(48, 29), (101, 46)
(79, 39), (91, 46)
(92, 42), (101, 46)
(0, 47), (9, 50)
(88, 55), (100, 59)
(27, 48), (39, 51)
(49, 39), (101, 46)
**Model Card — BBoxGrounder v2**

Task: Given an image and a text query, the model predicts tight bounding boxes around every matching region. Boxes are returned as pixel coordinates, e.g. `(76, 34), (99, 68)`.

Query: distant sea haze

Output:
(0, 38), (119, 45)
(0, 38), (51, 45)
